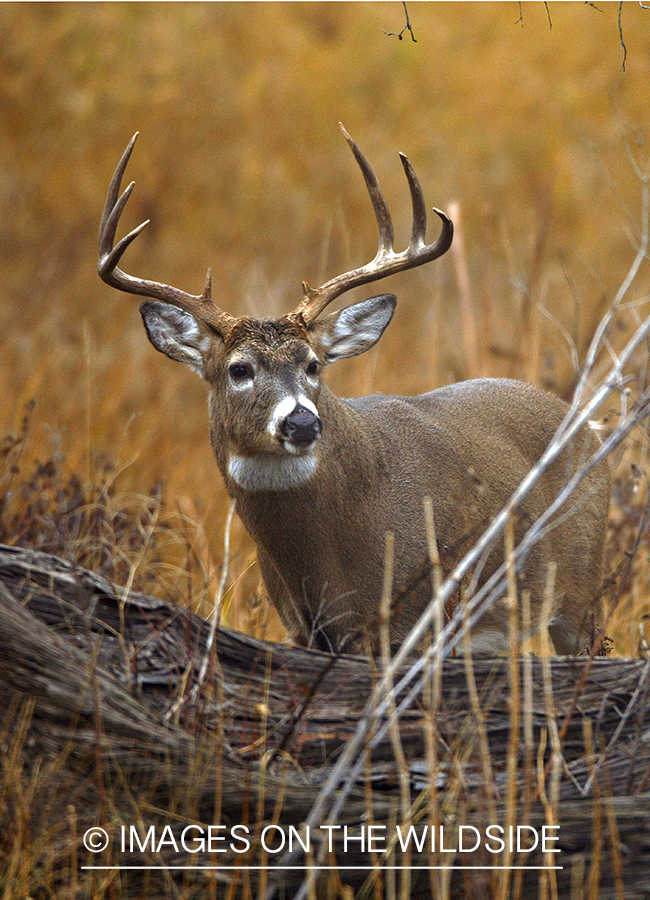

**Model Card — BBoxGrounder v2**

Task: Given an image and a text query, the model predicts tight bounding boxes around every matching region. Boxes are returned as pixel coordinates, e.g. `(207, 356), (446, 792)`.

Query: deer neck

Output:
(210, 385), (387, 546)
(221, 387), (389, 643)
(210, 386), (383, 500)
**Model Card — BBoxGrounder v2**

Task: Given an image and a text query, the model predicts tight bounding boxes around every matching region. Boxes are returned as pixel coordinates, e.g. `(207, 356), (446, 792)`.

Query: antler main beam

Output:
(98, 133), (235, 336)
(291, 123), (454, 327)
(99, 129), (452, 334)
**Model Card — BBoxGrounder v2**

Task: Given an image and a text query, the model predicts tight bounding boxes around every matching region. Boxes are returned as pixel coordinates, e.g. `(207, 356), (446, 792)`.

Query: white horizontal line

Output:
(82, 865), (563, 871)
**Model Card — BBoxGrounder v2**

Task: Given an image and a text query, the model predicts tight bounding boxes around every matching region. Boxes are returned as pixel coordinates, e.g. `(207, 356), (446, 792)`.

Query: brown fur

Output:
(212, 361), (610, 654)
(186, 316), (610, 655)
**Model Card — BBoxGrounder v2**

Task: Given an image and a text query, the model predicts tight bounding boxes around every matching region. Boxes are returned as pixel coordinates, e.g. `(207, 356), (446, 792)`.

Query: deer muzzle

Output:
(280, 404), (322, 449)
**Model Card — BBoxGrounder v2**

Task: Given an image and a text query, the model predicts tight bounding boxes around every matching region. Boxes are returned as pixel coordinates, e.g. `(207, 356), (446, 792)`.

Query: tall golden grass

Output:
(1, 2), (650, 651)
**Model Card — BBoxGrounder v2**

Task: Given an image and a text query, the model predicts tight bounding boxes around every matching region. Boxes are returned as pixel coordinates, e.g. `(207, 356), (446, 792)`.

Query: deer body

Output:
(213, 375), (608, 653)
(99, 129), (610, 655)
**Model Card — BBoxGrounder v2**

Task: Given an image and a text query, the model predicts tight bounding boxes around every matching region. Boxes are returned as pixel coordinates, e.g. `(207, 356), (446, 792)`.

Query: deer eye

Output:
(306, 359), (319, 376)
(229, 361), (254, 382)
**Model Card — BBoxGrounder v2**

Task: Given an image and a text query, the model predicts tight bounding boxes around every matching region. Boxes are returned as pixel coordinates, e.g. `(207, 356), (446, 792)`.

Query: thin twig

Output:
(383, 1), (417, 41)
(449, 201), (483, 378)
(165, 499), (235, 720)
(379, 533), (412, 900)
(618, 1), (627, 72)
(539, 564), (561, 900)
(573, 166), (648, 407)
(543, 1), (553, 29)
(498, 516), (520, 900)
(583, 718), (603, 900)
(422, 498), (443, 895)
(583, 658), (650, 794)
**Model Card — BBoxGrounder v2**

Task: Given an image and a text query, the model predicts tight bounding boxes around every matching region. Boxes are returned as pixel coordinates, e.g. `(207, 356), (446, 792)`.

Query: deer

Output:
(98, 127), (610, 656)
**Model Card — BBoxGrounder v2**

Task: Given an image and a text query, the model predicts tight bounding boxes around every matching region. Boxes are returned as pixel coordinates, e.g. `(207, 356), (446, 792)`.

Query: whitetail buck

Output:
(98, 128), (610, 655)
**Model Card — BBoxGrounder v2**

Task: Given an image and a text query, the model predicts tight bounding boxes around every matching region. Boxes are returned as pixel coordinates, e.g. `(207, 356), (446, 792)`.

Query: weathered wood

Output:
(1, 543), (650, 898)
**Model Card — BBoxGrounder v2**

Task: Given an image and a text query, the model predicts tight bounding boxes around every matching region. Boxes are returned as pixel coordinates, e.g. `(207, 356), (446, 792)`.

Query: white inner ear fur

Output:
(141, 301), (213, 374)
(316, 294), (396, 362)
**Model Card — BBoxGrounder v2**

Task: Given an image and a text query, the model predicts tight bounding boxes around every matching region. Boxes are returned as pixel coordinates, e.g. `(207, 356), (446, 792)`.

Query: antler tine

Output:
(399, 151), (427, 249)
(340, 123), (394, 256)
(399, 149), (454, 263)
(292, 126), (454, 327)
(98, 134), (235, 336)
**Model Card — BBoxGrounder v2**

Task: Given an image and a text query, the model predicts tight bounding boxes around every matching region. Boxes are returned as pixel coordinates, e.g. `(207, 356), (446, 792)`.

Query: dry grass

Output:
(1, 2), (650, 655)
(2, 546), (650, 900)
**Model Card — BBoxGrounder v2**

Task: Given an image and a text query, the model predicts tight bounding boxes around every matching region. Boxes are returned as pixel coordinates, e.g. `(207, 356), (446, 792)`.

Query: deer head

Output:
(98, 127), (453, 476)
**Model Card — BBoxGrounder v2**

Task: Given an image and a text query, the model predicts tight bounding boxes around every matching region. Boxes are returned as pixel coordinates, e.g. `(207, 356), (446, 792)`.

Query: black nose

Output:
(280, 404), (322, 447)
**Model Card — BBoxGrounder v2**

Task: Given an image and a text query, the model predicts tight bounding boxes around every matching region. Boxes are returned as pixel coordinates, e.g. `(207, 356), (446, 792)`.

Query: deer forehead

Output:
(222, 318), (317, 366)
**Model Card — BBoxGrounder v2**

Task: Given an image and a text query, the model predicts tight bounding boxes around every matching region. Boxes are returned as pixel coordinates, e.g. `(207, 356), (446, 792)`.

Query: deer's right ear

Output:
(140, 300), (214, 374)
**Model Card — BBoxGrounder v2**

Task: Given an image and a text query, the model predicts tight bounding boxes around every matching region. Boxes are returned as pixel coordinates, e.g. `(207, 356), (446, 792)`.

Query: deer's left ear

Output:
(309, 294), (396, 363)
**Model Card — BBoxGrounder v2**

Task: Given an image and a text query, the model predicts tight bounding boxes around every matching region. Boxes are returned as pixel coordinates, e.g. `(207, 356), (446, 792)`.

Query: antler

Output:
(98, 133), (236, 336)
(291, 124), (454, 327)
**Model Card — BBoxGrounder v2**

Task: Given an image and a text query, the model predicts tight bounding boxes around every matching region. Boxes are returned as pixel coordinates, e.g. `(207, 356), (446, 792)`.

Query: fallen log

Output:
(1, 543), (649, 899)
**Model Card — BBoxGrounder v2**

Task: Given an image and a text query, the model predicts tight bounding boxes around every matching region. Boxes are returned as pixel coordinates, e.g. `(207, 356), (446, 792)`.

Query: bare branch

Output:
(544, 2), (553, 29)
(164, 499), (236, 720)
(515, 2), (553, 28)
(383, 1), (417, 42)
(619, 1), (628, 71)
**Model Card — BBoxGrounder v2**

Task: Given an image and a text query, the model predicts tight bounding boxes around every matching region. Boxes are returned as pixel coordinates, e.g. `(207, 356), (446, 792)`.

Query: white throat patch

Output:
(228, 453), (318, 492)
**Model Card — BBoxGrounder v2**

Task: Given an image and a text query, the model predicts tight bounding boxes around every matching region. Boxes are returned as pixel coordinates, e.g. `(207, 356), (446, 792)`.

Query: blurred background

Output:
(1, 2), (649, 650)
